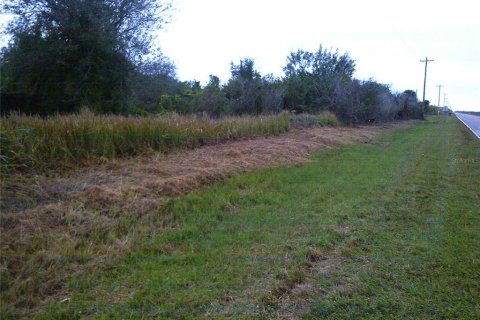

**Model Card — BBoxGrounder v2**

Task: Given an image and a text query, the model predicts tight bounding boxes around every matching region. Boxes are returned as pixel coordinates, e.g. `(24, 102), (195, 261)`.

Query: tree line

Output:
(0, 0), (425, 123)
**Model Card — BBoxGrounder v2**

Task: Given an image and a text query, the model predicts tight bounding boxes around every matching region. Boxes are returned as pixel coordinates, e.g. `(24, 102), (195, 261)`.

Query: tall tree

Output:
(1, 0), (171, 114)
(283, 46), (356, 113)
(230, 58), (259, 81)
(225, 58), (263, 114)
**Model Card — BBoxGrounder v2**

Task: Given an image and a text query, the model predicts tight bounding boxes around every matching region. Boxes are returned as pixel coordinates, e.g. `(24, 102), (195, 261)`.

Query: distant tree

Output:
(403, 90), (418, 100)
(397, 90), (424, 120)
(283, 46), (356, 113)
(356, 80), (397, 122)
(224, 58), (262, 114)
(230, 58), (259, 80)
(222, 59), (285, 115)
(197, 75), (228, 116)
(311, 46), (355, 80)
(282, 46), (418, 123)
(283, 50), (314, 77)
(259, 74), (285, 114)
(1, 0), (172, 114)
(207, 75), (221, 89)
(283, 50), (315, 112)
(130, 50), (178, 112)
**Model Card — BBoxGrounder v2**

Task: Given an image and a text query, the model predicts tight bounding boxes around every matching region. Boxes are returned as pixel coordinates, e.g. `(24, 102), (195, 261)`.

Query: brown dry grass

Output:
(0, 122), (412, 317)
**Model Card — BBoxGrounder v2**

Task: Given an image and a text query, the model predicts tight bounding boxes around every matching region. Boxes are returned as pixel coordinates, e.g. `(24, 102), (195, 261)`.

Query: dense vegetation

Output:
(0, 111), (283, 172)
(0, 111), (342, 173)
(1, 0), (425, 123)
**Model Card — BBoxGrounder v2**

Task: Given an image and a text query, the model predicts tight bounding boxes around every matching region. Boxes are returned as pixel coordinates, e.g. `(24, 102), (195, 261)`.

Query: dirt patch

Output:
(270, 253), (345, 319)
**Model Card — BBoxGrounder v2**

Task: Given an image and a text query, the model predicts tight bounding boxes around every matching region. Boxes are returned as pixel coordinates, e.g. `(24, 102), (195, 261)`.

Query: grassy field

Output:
(1, 116), (479, 319)
(0, 111), (339, 173)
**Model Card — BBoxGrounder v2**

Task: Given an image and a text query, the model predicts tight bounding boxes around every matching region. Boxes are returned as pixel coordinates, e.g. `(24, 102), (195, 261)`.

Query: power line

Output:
(391, 26), (418, 59)
(420, 57), (434, 103)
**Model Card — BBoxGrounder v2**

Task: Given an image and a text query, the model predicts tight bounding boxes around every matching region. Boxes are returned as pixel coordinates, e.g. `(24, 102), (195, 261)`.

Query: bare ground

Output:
(0, 122), (412, 316)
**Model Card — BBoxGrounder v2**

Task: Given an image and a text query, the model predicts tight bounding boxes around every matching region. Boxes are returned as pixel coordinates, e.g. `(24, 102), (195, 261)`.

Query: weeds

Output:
(0, 110), (296, 173)
(289, 112), (340, 128)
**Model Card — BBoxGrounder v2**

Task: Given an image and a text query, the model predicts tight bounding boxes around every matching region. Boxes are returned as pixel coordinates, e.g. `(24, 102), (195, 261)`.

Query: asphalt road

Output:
(455, 112), (480, 139)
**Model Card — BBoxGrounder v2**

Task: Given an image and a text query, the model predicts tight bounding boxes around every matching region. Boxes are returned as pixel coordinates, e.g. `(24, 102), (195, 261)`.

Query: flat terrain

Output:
(0, 122), (399, 318)
(1, 117), (479, 319)
(456, 112), (480, 139)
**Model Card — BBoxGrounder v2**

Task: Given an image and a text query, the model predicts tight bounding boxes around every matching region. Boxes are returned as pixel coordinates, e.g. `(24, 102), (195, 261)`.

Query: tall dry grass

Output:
(0, 110), (291, 172)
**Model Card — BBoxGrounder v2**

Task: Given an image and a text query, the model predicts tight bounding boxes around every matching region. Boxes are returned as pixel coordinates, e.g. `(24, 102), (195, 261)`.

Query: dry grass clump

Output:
(0, 110), (290, 172)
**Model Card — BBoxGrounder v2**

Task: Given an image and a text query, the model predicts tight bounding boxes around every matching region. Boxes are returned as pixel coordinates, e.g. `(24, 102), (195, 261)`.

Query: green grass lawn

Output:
(33, 116), (479, 319)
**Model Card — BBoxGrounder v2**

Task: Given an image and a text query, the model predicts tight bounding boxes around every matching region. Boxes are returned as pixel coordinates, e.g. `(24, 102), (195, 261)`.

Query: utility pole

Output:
(420, 57), (434, 103)
(436, 84), (443, 114)
(443, 93), (447, 111)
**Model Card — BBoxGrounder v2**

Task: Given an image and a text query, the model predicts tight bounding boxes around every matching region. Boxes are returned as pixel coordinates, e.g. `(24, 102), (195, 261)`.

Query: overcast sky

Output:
(1, 0), (478, 111)
(156, 0), (479, 111)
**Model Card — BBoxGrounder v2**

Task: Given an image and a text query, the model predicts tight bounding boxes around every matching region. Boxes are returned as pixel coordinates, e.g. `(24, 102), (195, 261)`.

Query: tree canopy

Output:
(1, 0), (172, 114)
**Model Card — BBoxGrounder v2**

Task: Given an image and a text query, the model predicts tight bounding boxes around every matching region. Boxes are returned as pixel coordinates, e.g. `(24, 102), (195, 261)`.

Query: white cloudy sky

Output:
(156, 0), (479, 111)
(1, 0), (479, 110)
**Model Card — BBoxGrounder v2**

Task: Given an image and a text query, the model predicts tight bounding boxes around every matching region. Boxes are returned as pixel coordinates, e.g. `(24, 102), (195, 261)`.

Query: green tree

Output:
(283, 46), (356, 113)
(224, 58), (263, 114)
(397, 90), (424, 120)
(130, 50), (178, 113)
(1, 0), (171, 114)
(197, 75), (228, 116)
(230, 58), (259, 81)
(223, 59), (284, 115)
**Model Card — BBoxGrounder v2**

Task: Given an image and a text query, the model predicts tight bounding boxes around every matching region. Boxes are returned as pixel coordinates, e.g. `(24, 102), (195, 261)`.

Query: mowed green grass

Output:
(33, 116), (479, 319)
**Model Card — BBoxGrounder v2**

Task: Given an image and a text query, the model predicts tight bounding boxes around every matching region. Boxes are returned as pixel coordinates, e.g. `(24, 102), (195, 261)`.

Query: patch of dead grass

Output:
(0, 122), (413, 318)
